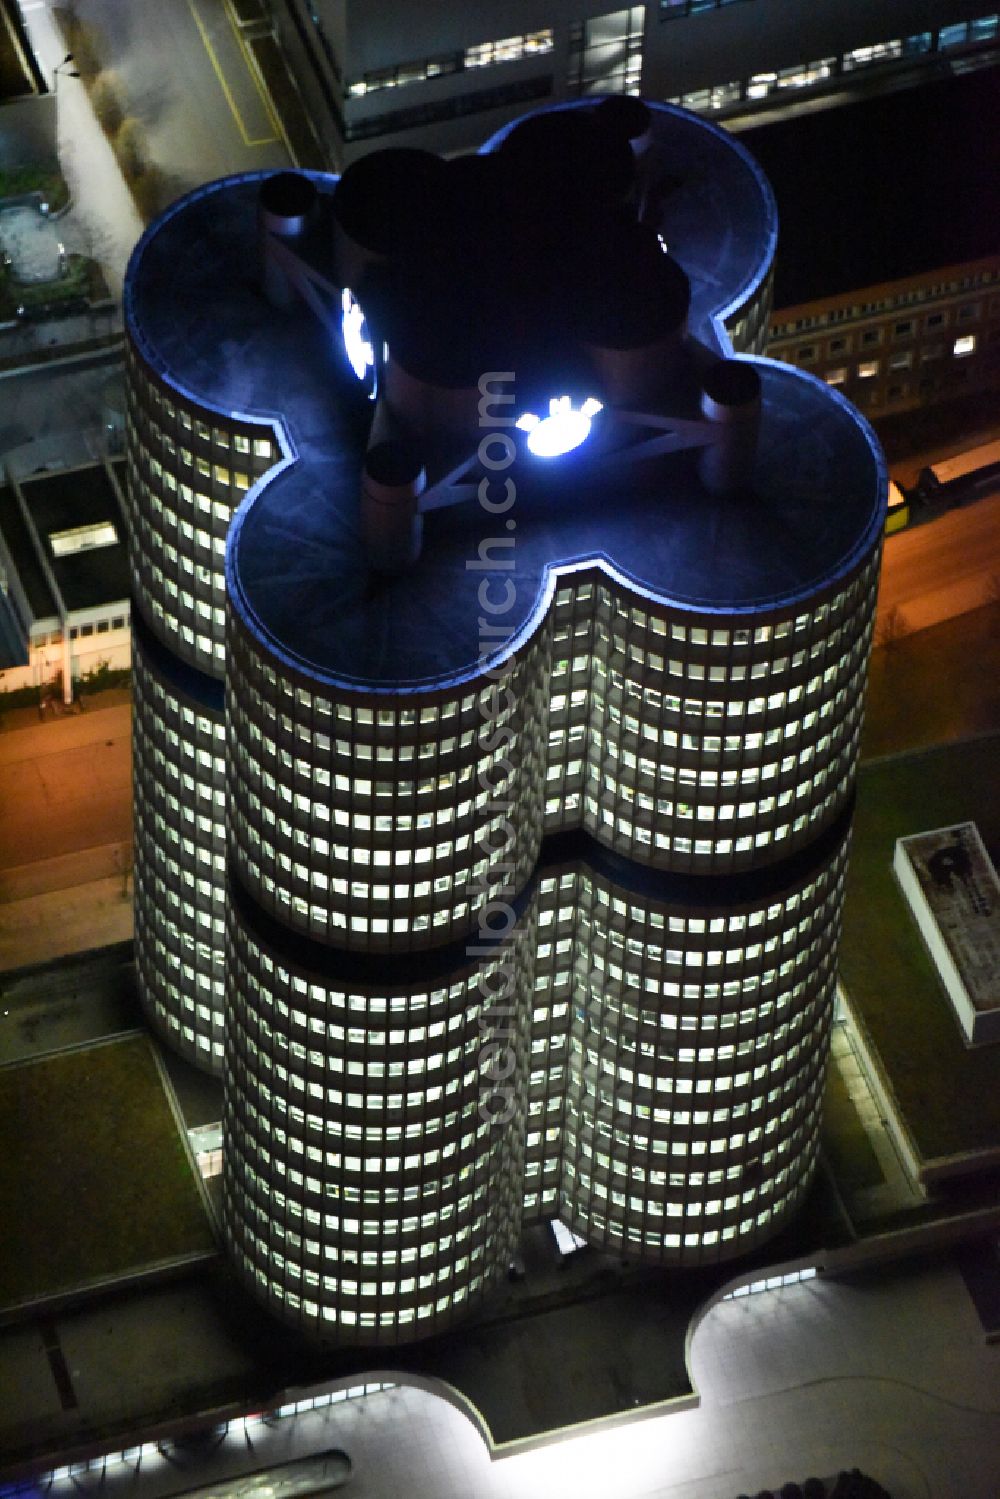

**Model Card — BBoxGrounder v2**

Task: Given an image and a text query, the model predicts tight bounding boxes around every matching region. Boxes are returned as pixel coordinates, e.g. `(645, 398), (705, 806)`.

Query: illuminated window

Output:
(568, 6), (646, 97)
(857, 360), (879, 379)
(953, 334), (976, 357)
(746, 72), (777, 100)
(49, 520), (118, 555)
(824, 368), (847, 386)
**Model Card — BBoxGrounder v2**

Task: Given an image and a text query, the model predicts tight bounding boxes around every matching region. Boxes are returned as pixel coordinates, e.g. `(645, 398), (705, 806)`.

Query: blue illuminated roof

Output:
(123, 103), (885, 694)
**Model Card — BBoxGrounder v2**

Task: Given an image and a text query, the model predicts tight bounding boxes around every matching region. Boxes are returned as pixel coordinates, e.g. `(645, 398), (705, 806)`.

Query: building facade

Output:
(270, 0), (1000, 165)
(123, 98), (885, 1343)
(768, 255), (1000, 423)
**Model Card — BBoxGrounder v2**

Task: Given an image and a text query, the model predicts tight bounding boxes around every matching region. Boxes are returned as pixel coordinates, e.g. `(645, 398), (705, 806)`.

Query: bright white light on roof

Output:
(516, 396), (603, 458)
(342, 287), (376, 395)
(551, 1218), (587, 1255)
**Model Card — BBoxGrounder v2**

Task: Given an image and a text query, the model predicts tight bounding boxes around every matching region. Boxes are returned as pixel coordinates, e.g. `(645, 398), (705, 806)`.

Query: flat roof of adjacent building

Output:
(0, 478), (54, 619)
(19, 460), (130, 614)
(896, 822), (1000, 1014)
(839, 736), (1000, 1174)
(125, 103), (884, 692)
(745, 66), (1000, 309)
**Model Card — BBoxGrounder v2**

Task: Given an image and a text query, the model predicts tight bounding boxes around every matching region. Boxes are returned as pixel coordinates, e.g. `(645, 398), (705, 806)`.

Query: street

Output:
(0, 700), (131, 886)
(0, 697), (133, 971)
(875, 490), (1000, 635)
(39, 0), (290, 200)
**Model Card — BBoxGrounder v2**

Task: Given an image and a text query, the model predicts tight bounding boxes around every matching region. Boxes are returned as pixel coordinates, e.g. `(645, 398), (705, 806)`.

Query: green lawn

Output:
(840, 735), (1000, 1170)
(0, 1036), (216, 1309)
(0, 166), (69, 210)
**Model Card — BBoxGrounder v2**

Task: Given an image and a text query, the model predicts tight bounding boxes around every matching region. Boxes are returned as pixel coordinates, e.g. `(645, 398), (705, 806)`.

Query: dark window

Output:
(345, 75), (553, 141)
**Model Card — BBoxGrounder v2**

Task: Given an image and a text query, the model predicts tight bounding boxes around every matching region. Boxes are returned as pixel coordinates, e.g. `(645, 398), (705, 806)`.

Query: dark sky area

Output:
(745, 65), (1000, 306)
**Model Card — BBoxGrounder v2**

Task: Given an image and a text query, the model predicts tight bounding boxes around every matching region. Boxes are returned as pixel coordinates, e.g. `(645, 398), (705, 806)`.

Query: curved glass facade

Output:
(225, 807), (849, 1340)
(124, 342), (276, 1068)
(226, 615), (550, 953)
(225, 899), (531, 1341)
(132, 622), (227, 1071)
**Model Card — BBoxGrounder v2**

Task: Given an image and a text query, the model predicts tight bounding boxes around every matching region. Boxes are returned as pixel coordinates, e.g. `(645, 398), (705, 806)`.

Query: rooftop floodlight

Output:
(515, 396), (603, 458)
(341, 287), (376, 397)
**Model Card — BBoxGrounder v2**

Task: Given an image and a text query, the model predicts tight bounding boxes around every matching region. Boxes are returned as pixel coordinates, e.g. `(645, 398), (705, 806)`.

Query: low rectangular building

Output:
(894, 822), (1000, 1046)
(0, 457), (131, 699)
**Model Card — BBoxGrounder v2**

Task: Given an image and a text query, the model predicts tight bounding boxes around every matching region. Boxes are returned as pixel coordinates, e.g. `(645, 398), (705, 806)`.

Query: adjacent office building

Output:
(123, 97), (885, 1343)
(754, 68), (1000, 424)
(270, 0), (1000, 165)
(0, 459), (132, 699)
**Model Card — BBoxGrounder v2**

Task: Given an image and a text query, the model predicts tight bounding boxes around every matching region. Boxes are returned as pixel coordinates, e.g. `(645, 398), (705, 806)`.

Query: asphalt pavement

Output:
(875, 491), (1000, 635)
(53, 0), (290, 200)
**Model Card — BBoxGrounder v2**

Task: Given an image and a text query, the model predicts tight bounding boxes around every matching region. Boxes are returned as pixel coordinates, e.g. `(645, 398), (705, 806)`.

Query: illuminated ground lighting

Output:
(516, 396), (603, 457)
(551, 1218), (587, 1255)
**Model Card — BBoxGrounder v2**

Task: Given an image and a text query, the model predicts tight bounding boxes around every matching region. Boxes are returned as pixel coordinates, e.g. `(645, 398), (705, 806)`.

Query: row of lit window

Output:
(230, 1214), (498, 1303)
(230, 631), (528, 729)
(823, 335), (982, 388)
(773, 272), (1000, 340)
(228, 869), (839, 1056)
(346, 29), (553, 97)
(669, 17), (998, 115)
(570, 1158), (804, 1226)
(784, 299), (994, 364)
(142, 585), (226, 667)
(229, 848), (841, 1001)
(233, 1250), (492, 1330)
(131, 478), (227, 569)
(129, 355), (274, 460)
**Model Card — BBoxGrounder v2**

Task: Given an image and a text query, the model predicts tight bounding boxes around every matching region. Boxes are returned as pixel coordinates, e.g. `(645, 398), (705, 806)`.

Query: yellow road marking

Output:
(188, 0), (277, 147)
(222, 0), (283, 139)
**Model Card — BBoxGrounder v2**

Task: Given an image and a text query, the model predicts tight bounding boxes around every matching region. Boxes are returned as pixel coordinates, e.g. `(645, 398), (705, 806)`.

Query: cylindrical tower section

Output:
(123, 342), (278, 678)
(559, 812), (851, 1264)
(542, 548), (880, 877)
(225, 612), (550, 955)
(131, 610), (227, 1071)
(223, 890), (533, 1343)
(124, 209), (283, 1072)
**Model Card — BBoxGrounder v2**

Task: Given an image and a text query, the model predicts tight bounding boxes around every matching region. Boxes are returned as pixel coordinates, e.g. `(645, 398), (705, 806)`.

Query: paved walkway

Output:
(828, 1017), (924, 1223)
(0, 205), (62, 282)
(0, 874), (132, 973)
